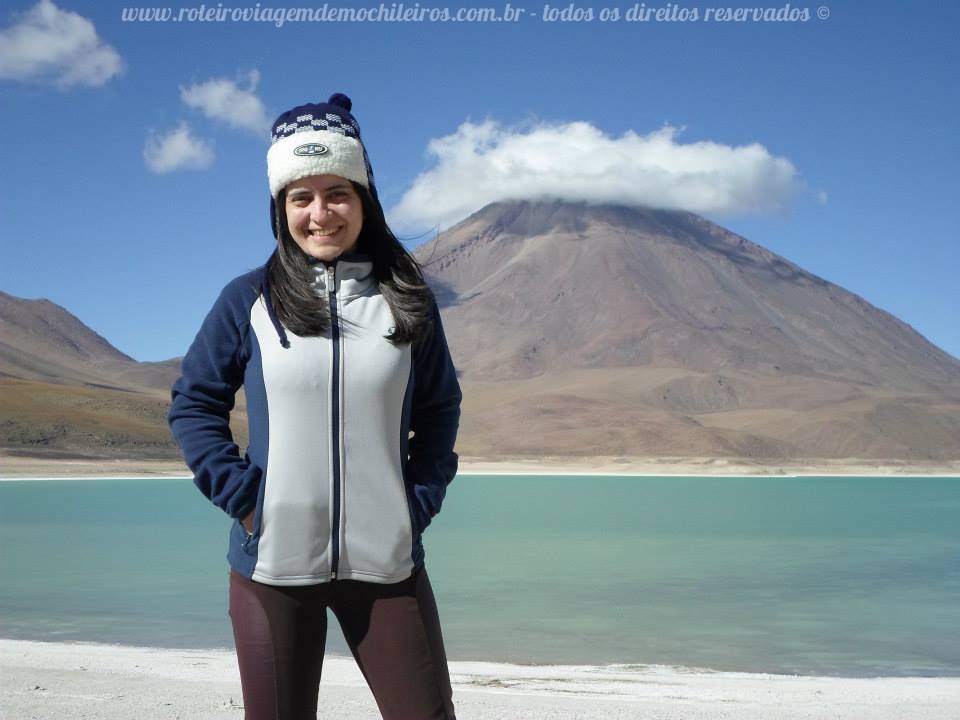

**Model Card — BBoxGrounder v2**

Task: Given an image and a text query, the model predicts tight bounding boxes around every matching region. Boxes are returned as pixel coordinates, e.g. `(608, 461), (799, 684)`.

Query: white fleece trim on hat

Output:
(267, 130), (369, 198)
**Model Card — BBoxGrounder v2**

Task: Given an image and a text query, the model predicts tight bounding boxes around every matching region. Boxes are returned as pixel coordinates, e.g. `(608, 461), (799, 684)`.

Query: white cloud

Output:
(143, 124), (215, 174)
(390, 119), (801, 230)
(143, 70), (266, 174)
(180, 70), (270, 135)
(0, 0), (123, 87)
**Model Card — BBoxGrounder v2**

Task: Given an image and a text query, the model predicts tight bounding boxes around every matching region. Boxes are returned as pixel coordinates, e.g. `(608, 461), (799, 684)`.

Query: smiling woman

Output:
(167, 93), (463, 720)
(282, 175), (364, 263)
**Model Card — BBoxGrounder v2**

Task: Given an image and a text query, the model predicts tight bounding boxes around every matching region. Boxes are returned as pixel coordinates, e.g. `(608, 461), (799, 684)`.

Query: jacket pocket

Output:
(230, 517), (259, 557)
(405, 485), (430, 535)
(240, 471), (267, 554)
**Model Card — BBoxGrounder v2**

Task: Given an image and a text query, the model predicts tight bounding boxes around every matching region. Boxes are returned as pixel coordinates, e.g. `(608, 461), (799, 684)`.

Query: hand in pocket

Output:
(241, 511), (255, 535)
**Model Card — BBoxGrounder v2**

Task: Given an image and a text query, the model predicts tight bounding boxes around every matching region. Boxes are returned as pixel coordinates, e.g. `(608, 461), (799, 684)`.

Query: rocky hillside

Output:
(2, 200), (958, 463)
(0, 291), (182, 459)
(414, 201), (960, 460)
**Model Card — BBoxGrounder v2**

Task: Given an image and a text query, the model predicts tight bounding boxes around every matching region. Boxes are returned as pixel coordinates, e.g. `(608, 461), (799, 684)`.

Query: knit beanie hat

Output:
(267, 93), (377, 201)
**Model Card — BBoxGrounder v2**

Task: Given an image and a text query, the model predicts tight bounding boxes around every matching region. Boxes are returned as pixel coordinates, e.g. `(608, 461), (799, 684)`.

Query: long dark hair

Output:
(267, 182), (434, 345)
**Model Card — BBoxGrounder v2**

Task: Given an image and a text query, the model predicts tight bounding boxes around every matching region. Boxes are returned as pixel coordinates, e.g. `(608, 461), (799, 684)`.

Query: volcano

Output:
(414, 200), (960, 460)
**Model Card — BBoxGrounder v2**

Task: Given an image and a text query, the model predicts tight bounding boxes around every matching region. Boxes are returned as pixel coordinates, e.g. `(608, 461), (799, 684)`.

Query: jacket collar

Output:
(309, 253), (375, 298)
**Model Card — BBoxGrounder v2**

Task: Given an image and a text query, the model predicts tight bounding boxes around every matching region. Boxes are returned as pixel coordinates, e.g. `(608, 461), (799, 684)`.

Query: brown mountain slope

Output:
(0, 292), (185, 459)
(416, 201), (960, 391)
(415, 201), (960, 460)
(2, 199), (958, 464)
(0, 291), (133, 386)
(0, 377), (176, 459)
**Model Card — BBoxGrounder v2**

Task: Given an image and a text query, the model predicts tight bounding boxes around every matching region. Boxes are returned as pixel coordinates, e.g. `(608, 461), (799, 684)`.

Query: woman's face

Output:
(284, 174), (363, 263)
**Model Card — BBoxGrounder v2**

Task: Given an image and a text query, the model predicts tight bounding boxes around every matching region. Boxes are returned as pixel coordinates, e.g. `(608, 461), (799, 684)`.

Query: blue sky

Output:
(1, 0), (957, 363)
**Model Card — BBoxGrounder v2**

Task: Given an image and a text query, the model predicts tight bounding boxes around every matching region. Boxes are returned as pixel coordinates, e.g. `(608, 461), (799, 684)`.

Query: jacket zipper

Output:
(328, 264), (342, 580)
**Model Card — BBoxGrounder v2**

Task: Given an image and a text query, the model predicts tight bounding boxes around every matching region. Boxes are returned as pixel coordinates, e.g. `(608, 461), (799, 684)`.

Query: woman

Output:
(168, 93), (461, 720)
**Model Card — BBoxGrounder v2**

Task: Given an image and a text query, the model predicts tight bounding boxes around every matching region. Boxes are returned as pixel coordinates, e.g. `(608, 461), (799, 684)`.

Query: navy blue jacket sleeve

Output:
(407, 301), (462, 531)
(167, 277), (262, 519)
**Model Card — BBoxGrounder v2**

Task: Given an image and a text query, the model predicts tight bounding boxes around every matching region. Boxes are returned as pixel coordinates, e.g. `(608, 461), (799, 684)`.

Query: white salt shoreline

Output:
(3, 453), (960, 480)
(4, 469), (960, 482)
(2, 639), (958, 720)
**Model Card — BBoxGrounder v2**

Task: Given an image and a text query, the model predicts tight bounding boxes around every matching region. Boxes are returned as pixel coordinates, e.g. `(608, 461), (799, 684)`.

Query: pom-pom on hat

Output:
(267, 92), (377, 200)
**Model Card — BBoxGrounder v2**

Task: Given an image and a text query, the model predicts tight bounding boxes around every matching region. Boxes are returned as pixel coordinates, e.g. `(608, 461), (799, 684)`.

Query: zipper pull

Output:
(327, 264), (336, 295)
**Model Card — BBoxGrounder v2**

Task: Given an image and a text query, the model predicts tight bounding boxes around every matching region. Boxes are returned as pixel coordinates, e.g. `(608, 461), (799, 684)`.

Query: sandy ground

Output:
(2, 639), (958, 720)
(2, 453), (959, 479)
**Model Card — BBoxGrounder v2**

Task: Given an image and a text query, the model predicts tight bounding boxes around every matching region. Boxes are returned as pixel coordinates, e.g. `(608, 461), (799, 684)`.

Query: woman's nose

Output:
(309, 199), (331, 221)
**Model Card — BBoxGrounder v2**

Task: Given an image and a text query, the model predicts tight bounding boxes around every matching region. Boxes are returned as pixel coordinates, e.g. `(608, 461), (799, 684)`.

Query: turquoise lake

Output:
(1, 475), (958, 677)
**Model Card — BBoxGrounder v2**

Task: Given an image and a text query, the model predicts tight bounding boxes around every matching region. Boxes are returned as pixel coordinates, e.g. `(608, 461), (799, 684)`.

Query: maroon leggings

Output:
(228, 567), (456, 720)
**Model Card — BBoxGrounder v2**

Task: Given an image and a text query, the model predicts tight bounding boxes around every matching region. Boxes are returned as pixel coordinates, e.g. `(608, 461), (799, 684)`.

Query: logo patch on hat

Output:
(294, 143), (329, 156)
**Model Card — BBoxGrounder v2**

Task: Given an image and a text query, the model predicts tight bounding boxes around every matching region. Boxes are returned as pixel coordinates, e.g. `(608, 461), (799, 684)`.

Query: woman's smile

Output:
(285, 174), (363, 262)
